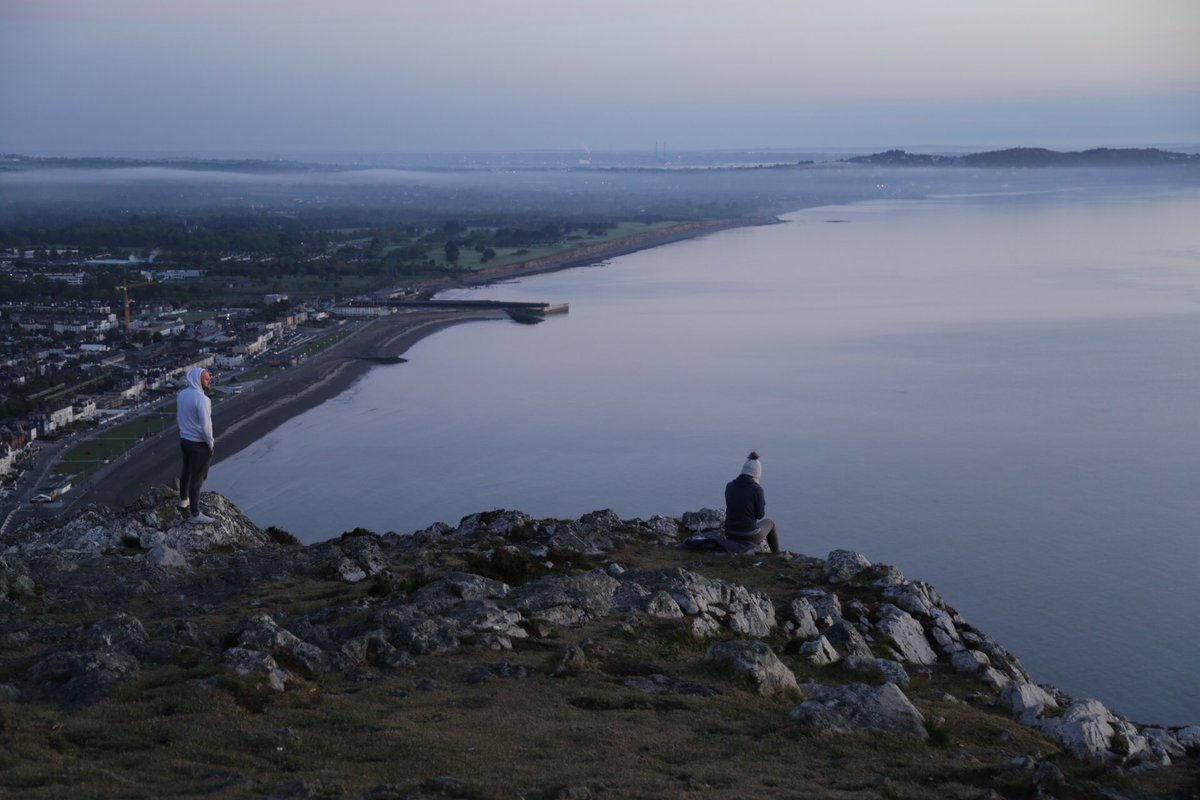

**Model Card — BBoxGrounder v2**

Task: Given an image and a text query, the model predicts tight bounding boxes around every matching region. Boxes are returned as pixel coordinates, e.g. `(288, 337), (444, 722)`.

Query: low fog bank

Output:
(2, 160), (1198, 224)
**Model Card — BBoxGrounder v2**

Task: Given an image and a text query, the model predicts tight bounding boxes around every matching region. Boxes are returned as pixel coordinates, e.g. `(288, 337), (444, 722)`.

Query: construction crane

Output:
(116, 279), (155, 333)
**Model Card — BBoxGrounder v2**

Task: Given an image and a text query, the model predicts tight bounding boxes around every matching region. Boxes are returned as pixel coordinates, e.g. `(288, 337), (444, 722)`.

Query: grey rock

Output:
(643, 591), (684, 619)
(927, 609), (963, 651)
(876, 605), (938, 665)
(799, 635), (842, 666)
(979, 667), (1013, 690)
(789, 681), (928, 738)
(332, 557), (367, 583)
(845, 655), (910, 688)
(457, 509), (534, 538)
(883, 580), (944, 617)
(825, 549), (871, 582)
(1000, 682), (1059, 719)
(821, 620), (875, 661)
(1143, 727), (1186, 760)
(223, 647), (288, 693)
(704, 640), (799, 697)
(797, 588), (842, 622)
(514, 570), (620, 628)
(951, 649), (990, 673)
(236, 613), (329, 678)
(680, 508), (725, 533)
(337, 534), (387, 578)
(781, 596), (820, 639)
(1176, 726), (1200, 750)
(1031, 698), (1153, 764)
(377, 599), (525, 655)
(413, 572), (510, 613)
(146, 542), (189, 569)
(579, 509), (620, 529)
(870, 564), (907, 586)
(617, 567), (775, 637)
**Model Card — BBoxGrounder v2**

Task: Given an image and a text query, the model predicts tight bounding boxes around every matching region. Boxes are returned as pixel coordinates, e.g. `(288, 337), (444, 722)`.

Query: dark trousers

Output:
(726, 518), (781, 553)
(179, 438), (212, 517)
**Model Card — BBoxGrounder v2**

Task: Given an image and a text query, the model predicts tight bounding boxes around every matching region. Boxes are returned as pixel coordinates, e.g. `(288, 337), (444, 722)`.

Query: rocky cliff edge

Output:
(0, 489), (1197, 799)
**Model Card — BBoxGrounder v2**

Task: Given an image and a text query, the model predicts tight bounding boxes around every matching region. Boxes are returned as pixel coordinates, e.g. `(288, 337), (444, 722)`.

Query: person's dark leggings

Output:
(726, 518), (781, 553)
(179, 438), (213, 517)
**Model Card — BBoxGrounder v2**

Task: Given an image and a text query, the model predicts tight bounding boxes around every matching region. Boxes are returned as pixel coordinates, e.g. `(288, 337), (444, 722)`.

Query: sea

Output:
(210, 180), (1200, 726)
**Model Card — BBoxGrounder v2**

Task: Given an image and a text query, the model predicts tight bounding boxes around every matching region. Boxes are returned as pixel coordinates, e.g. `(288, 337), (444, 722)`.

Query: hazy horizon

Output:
(2, 1), (1197, 157)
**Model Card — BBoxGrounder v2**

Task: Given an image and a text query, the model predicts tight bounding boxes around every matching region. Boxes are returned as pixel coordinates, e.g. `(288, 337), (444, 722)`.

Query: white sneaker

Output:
(188, 513), (216, 525)
(177, 499), (189, 509)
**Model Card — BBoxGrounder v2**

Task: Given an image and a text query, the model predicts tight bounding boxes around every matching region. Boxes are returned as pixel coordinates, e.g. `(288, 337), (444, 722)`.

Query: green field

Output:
(445, 221), (683, 271)
(57, 410), (177, 479)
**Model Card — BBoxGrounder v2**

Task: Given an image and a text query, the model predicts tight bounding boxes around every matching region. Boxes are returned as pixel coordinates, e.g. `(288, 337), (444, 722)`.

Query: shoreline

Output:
(70, 216), (771, 513)
(71, 310), (504, 513)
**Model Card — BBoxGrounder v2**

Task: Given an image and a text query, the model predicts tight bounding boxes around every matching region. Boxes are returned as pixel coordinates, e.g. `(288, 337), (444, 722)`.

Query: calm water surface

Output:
(212, 186), (1200, 725)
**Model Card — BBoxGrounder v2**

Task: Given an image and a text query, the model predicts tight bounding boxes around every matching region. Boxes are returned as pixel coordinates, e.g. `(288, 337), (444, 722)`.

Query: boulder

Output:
(781, 596), (821, 640)
(617, 568), (776, 638)
(950, 649), (990, 674)
(704, 640), (799, 697)
(1143, 728), (1186, 761)
(413, 573), (510, 613)
(236, 613), (329, 678)
(999, 682), (1058, 719)
(680, 508), (724, 533)
(845, 656), (910, 688)
(876, 605), (938, 665)
(579, 509), (621, 529)
(457, 509), (534, 538)
(789, 681), (928, 738)
(825, 550), (871, 583)
(798, 636), (841, 666)
(147, 542), (189, 569)
(1175, 726), (1200, 751)
(223, 647), (288, 693)
(882, 580), (944, 617)
(796, 588), (842, 622)
(821, 620), (875, 661)
(1031, 698), (1154, 764)
(514, 570), (620, 628)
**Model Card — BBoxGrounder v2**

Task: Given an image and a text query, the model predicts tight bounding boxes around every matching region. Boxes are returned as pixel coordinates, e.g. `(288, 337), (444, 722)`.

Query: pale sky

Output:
(1, 0), (1197, 156)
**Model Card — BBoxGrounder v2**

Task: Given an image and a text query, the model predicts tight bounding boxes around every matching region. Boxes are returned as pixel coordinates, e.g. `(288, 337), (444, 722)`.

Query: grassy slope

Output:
(0, 540), (1195, 799)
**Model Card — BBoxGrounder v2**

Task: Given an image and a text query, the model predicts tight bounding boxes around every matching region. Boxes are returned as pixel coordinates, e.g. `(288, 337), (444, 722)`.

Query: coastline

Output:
(69, 216), (772, 513)
(71, 310), (504, 513)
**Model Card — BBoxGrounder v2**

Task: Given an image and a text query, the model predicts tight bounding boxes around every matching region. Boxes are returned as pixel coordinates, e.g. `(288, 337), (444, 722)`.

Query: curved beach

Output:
(73, 310), (504, 513)
(69, 217), (767, 513)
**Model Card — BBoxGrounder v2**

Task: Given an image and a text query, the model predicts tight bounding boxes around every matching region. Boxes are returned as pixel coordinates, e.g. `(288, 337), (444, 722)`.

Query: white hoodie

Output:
(177, 368), (214, 448)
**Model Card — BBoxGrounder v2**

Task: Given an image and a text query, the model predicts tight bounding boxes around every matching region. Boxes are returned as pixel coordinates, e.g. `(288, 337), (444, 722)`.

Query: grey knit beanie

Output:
(740, 451), (762, 479)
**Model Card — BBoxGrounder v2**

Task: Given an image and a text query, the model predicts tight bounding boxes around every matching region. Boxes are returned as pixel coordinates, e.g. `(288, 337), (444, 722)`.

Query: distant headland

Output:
(842, 146), (1200, 167)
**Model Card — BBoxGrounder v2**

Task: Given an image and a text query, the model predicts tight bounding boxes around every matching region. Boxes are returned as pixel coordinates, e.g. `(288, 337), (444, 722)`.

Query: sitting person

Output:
(724, 451), (780, 553)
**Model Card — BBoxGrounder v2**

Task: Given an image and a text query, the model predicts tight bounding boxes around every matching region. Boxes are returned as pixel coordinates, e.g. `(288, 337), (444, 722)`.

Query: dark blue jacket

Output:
(724, 474), (765, 533)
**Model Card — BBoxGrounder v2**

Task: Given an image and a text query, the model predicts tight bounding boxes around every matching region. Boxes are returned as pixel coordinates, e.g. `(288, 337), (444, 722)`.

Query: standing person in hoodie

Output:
(724, 451), (780, 553)
(177, 367), (216, 524)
